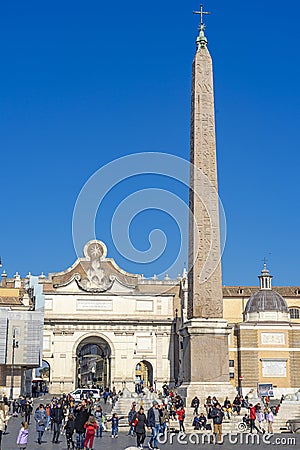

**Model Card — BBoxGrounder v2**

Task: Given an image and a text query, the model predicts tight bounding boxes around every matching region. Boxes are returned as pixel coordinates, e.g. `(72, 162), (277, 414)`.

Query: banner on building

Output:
(257, 383), (274, 397)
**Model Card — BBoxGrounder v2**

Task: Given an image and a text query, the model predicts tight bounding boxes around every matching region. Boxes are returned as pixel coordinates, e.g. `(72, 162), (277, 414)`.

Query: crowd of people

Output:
(189, 393), (283, 443)
(0, 389), (284, 449)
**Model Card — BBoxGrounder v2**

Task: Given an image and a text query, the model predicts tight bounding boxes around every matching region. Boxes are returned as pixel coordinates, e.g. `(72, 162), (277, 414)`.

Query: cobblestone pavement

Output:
(2, 414), (298, 450)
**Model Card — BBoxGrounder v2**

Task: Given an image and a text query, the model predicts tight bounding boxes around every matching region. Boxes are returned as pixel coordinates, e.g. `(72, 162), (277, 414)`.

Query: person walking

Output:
(103, 390), (109, 404)
(24, 401), (32, 425)
(249, 404), (261, 434)
(176, 405), (186, 433)
(94, 406), (104, 438)
(74, 401), (89, 450)
(107, 413), (124, 438)
(45, 404), (51, 431)
(0, 402), (8, 449)
(160, 404), (169, 436)
(134, 406), (147, 450)
(64, 413), (75, 450)
(16, 421), (29, 450)
(127, 403), (137, 436)
(34, 404), (47, 445)
(266, 408), (274, 433)
(210, 403), (225, 445)
(2, 400), (9, 435)
(257, 408), (265, 433)
(147, 400), (162, 450)
(51, 401), (64, 443)
(83, 415), (98, 450)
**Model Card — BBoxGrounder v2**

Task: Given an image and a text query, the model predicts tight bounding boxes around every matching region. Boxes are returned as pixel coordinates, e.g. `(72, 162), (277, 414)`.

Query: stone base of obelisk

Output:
(178, 319), (237, 404)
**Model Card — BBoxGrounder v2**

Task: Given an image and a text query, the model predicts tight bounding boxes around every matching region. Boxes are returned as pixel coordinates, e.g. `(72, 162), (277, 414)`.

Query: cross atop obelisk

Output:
(193, 4), (210, 47)
(193, 4), (210, 27)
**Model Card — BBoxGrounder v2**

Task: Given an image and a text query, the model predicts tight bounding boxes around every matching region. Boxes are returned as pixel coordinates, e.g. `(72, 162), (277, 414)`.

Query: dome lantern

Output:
(258, 263), (272, 290)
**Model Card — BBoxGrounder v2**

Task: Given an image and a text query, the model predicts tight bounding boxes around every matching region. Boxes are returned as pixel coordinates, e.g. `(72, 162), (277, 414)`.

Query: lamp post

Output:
(10, 329), (19, 400)
(77, 352), (82, 388)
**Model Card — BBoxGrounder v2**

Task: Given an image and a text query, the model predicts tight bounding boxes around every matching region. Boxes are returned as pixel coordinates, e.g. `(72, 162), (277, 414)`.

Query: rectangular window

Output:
(45, 298), (53, 310)
(229, 360), (234, 367)
(289, 308), (300, 319)
(43, 335), (51, 351)
(261, 359), (287, 378)
(136, 336), (152, 352)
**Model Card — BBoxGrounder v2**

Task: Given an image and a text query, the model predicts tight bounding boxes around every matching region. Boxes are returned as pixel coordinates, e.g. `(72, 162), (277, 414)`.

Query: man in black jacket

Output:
(51, 402), (65, 443)
(24, 401), (33, 425)
(191, 396), (200, 415)
(74, 401), (89, 450)
(210, 403), (225, 445)
(147, 401), (162, 450)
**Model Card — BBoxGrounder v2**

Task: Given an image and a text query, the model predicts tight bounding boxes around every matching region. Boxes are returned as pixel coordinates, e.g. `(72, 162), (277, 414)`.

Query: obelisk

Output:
(180, 6), (235, 400)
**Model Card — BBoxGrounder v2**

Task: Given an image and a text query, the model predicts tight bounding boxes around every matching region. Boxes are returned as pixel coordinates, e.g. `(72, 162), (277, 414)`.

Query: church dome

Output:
(245, 289), (288, 314)
(244, 264), (289, 322)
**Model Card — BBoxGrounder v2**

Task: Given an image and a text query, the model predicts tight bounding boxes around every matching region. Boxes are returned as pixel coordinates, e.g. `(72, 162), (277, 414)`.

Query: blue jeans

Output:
(160, 422), (167, 435)
(128, 424), (135, 435)
(149, 424), (160, 448)
(112, 426), (118, 437)
(96, 423), (103, 437)
(37, 430), (44, 443)
(52, 422), (61, 443)
(76, 432), (85, 449)
(46, 416), (51, 429)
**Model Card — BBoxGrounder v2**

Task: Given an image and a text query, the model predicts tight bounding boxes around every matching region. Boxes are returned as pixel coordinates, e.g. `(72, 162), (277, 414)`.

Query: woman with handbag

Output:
(133, 406), (147, 450)
(34, 404), (47, 445)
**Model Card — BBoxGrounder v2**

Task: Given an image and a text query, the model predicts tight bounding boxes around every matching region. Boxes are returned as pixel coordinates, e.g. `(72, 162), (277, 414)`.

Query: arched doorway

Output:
(76, 336), (111, 389)
(135, 360), (153, 389)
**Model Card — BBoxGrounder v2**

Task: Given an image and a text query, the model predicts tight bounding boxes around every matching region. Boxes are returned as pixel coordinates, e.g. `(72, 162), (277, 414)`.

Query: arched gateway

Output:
(76, 336), (111, 388)
(40, 240), (180, 395)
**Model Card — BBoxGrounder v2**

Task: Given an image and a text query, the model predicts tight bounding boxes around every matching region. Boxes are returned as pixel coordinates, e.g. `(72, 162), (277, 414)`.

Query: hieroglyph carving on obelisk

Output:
(188, 7), (223, 319)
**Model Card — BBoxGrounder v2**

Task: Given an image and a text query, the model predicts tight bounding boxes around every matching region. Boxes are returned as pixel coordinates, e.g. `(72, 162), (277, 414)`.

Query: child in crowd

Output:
(64, 413), (75, 450)
(94, 406), (104, 438)
(257, 408), (265, 433)
(107, 413), (124, 438)
(83, 415), (98, 450)
(16, 421), (29, 450)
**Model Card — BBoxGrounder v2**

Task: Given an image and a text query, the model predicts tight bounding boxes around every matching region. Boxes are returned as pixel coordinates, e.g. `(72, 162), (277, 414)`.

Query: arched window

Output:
(289, 308), (300, 319)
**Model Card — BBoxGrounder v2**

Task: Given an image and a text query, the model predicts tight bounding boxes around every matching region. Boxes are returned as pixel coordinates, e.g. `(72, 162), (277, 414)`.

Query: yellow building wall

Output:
(0, 288), (20, 297)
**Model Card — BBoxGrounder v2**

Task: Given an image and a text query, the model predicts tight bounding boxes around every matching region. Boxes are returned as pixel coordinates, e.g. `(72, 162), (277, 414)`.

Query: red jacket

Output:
(249, 407), (256, 420)
(84, 422), (98, 434)
(176, 408), (185, 421)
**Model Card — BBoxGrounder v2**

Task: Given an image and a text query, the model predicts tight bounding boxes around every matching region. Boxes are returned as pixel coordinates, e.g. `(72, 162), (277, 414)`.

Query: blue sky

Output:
(0, 0), (299, 286)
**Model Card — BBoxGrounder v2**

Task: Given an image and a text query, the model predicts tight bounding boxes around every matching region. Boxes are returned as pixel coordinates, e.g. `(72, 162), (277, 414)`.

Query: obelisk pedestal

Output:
(179, 319), (235, 400)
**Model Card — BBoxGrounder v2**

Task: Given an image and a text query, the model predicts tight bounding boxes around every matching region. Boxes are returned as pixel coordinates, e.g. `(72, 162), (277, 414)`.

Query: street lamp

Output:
(77, 352), (81, 388)
(10, 329), (19, 400)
